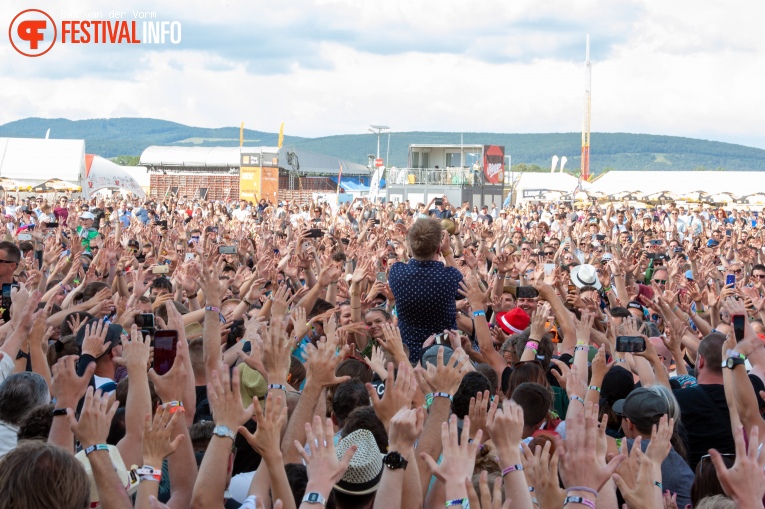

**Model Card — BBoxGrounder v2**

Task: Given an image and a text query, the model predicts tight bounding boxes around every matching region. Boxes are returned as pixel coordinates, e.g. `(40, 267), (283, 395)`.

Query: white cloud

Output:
(0, 0), (764, 150)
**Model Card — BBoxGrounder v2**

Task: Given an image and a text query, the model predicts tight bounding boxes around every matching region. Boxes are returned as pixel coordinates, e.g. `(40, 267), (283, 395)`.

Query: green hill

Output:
(2, 117), (765, 173)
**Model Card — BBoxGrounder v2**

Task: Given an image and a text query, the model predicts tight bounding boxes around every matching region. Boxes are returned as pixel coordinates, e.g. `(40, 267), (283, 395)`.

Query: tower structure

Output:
(581, 35), (592, 181)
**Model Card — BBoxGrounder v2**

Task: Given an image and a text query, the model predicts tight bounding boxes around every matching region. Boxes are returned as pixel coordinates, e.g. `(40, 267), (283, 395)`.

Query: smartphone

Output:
(516, 286), (539, 299)
(434, 197), (443, 207)
(1, 283), (19, 310)
(205, 226), (218, 234)
(615, 335), (646, 353)
(376, 272), (386, 283)
(152, 265), (170, 274)
(434, 333), (447, 345)
(152, 330), (179, 376)
(725, 230), (732, 237)
(154, 220), (168, 228)
(733, 315), (746, 342)
(568, 284), (577, 294)
(544, 263), (555, 276)
(218, 245), (237, 255)
(371, 219), (380, 225)
(45, 222), (59, 228)
(726, 274), (736, 286)
(135, 313), (155, 333)
(17, 233), (32, 241)
(306, 228), (324, 238)
(650, 239), (662, 246)
(595, 234), (606, 241)
(183, 252), (195, 262)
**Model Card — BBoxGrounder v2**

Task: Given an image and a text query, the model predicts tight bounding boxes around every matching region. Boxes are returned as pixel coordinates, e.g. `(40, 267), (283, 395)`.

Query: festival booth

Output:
(83, 154), (145, 199)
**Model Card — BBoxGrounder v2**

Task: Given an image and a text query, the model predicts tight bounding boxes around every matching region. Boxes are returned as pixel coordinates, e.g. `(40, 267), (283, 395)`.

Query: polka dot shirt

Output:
(389, 259), (463, 363)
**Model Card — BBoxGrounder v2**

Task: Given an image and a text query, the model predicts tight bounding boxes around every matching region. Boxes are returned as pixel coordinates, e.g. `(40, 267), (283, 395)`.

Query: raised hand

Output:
(142, 406), (184, 468)
(208, 367), (253, 430)
(296, 416), (357, 487)
(67, 387), (119, 449)
(366, 361), (416, 432)
(51, 355), (96, 409)
(239, 392), (288, 462)
(709, 425), (765, 505)
(521, 440), (565, 509)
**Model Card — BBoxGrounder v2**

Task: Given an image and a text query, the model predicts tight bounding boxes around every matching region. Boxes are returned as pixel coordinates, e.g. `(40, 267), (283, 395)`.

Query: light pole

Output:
(368, 125), (390, 162)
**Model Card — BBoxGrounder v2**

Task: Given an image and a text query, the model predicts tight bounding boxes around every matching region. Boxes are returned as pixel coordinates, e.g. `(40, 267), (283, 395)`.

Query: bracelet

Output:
(472, 310), (486, 318)
(445, 499), (468, 508)
(587, 386), (601, 393)
(84, 444), (110, 456)
(654, 481), (663, 489)
(52, 408), (68, 417)
(425, 392), (453, 407)
(574, 345), (589, 352)
(615, 358), (626, 363)
(566, 487), (598, 497)
(570, 395), (585, 405)
(726, 349), (746, 360)
(187, 291), (198, 299)
(205, 306), (226, 324)
(501, 464), (524, 476)
(163, 401), (184, 414)
(135, 465), (162, 483)
(243, 298), (253, 307)
(442, 251), (453, 257)
(564, 496), (596, 509)
(268, 384), (288, 392)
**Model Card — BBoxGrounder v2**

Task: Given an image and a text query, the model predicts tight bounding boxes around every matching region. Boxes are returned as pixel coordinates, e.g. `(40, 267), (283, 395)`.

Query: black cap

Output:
(600, 365), (634, 405)
(612, 387), (668, 430)
(75, 319), (125, 359)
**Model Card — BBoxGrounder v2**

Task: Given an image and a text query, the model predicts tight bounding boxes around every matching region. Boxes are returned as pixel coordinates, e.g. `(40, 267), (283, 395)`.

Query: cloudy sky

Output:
(2, 0), (764, 148)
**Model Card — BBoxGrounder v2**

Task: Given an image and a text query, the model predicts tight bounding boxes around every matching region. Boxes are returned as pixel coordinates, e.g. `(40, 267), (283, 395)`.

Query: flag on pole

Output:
(239, 122), (244, 147)
(336, 161), (344, 207)
(278, 122), (285, 148)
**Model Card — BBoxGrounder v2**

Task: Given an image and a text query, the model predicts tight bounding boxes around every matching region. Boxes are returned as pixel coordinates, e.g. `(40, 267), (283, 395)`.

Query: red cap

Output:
(496, 308), (530, 335)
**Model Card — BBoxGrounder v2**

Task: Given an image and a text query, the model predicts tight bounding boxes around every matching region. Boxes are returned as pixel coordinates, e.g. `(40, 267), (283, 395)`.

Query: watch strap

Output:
(302, 492), (327, 506)
(213, 425), (236, 441)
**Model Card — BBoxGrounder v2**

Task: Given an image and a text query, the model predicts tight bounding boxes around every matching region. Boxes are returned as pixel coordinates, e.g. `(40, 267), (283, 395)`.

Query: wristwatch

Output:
(212, 425), (236, 441)
(383, 451), (409, 470)
(724, 357), (746, 370)
(302, 492), (327, 506)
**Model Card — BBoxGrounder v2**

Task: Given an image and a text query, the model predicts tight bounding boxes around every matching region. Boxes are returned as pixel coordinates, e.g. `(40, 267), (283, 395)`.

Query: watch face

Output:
(385, 452), (403, 468)
(307, 493), (320, 502)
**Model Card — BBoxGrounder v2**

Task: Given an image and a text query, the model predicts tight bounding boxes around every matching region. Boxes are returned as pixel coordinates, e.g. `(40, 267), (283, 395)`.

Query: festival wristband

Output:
(163, 401), (184, 414)
(84, 444), (110, 456)
(268, 384), (288, 392)
(570, 395), (585, 405)
(587, 385), (601, 393)
(501, 464), (524, 476)
(135, 465), (162, 483)
(205, 306), (226, 323)
(726, 349), (746, 360)
(575, 345), (589, 352)
(472, 310), (486, 318)
(425, 392), (453, 408)
(445, 499), (468, 508)
(564, 496), (596, 509)
(566, 487), (598, 497)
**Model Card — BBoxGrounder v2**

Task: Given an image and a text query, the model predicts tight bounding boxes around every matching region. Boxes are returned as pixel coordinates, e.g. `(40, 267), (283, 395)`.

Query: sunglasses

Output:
(753, 274), (765, 279)
(699, 453), (734, 470)
(653, 279), (667, 284)
(731, 269), (742, 274)
(544, 251), (554, 255)
(0, 259), (16, 264)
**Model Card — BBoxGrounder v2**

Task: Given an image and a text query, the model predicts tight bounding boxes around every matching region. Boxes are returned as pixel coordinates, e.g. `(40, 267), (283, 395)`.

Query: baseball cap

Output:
(79, 211), (96, 220)
(601, 253), (613, 263)
(420, 344), (455, 368)
(612, 387), (669, 430)
(600, 365), (635, 406)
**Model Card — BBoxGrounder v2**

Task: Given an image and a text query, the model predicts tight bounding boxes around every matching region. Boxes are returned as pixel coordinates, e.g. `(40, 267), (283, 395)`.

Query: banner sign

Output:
(483, 145), (505, 184)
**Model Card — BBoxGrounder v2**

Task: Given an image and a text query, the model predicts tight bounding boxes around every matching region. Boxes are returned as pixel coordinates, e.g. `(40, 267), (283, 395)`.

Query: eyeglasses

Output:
(731, 269), (742, 274)
(0, 259), (16, 264)
(753, 273), (765, 279)
(543, 251), (554, 255)
(653, 279), (667, 284)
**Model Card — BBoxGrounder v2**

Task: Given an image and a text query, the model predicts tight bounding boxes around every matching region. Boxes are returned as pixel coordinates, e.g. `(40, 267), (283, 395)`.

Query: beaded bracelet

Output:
(501, 464), (524, 477)
(84, 444), (110, 456)
(570, 395), (585, 405)
(564, 496), (596, 508)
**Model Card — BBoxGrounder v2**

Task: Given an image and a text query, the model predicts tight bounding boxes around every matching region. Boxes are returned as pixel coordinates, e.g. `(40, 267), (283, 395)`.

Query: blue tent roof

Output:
(340, 181), (370, 192)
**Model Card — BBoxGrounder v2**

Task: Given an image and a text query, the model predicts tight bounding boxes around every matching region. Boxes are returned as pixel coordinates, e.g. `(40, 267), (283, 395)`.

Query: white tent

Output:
(83, 155), (145, 198)
(514, 172), (580, 202)
(589, 171), (760, 198)
(0, 137), (84, 188)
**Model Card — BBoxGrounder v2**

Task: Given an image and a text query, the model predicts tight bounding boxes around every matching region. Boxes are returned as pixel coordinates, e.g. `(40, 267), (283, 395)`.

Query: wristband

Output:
(135, 465), (162, 483)
(445, 499), (468, 508)
(163, 401), (184, 414)
(574, 345), (589, 352)
(472, 310), (486, 318)
(187, 291), (198, 299)
(52, 408), (68, 417)
(587, 386), (601, 393)
(566, 487), (598, 497)
(615, 358), (626, 363)
(268, 384), (288, 392)
(425, 392), (453, 407)
(570, 395), (585, 405)
(501, 464), (524, 476)
(84, 444), (110, 456)
(654, 481), (663, 489)
(564, 496), (596, 508)
(726, 349), (746, 360)
(442, 251), (453, 257)
(205, 306), (226, 323)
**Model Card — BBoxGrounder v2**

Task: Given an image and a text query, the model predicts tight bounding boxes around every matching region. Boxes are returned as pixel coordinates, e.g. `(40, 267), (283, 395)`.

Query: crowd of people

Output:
(1, 191), (765, 509)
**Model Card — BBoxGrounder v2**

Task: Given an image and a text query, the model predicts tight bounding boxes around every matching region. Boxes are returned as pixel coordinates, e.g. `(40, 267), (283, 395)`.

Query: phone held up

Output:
(615, 335), (646, 353)
(153, 330), (179, 376)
